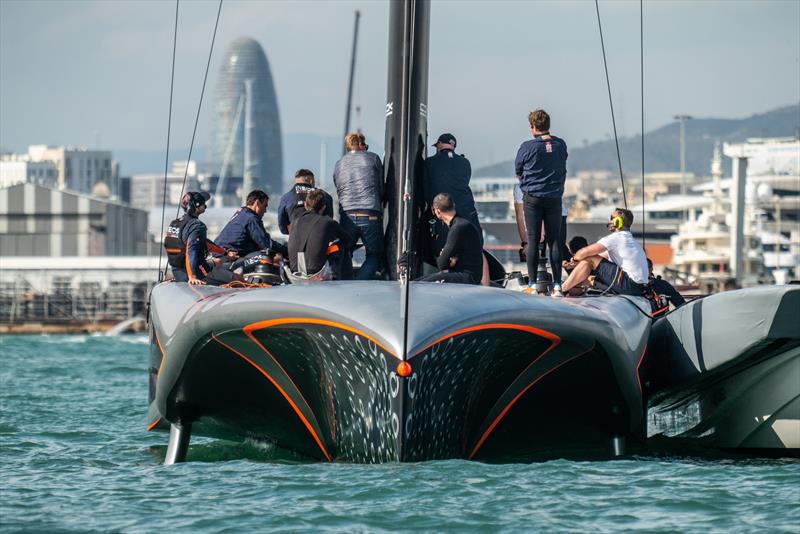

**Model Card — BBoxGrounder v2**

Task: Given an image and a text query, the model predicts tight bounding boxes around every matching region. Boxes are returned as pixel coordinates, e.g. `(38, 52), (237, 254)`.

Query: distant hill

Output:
(475, 104), (800, 178)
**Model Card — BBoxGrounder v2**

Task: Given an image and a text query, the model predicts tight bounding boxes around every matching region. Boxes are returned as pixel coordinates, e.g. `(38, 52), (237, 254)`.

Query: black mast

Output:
(343, 10), (361, 153)
(383, 0), (430, 283)
(383, 0), (430, 368)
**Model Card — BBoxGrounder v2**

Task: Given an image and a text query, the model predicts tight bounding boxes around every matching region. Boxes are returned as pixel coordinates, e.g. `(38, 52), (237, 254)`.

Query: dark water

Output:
(1, 335), (798, 533)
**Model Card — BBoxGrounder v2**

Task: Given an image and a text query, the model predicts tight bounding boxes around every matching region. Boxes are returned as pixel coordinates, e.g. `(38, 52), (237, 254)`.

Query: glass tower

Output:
(207, 37), (282, 196)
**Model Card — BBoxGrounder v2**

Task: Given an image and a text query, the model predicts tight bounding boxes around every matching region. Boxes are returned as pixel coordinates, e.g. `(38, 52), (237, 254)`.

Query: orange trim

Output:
(185, 247), (195, 279)
(206, 240), (225, 255)
(244, 318), (397, 358)
(165, 248), (182, 253)
(211, 333), (332, 461)
(468, 347), (593, 459)
(635, 344), (648, 393)
(413, 323), (560, 357)
(155, 330), (166, 376)
(146, 417), (162, 431)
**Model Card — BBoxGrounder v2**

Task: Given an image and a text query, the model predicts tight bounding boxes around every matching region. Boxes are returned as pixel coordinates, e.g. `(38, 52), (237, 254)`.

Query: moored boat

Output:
(641, 285), (800, 455)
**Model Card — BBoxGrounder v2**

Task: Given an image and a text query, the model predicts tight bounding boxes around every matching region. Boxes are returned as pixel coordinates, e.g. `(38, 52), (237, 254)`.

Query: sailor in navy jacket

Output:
(216, 191), (288, 257)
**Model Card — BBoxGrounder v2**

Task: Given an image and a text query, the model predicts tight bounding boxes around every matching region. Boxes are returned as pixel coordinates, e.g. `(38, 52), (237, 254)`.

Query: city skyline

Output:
(1, 0), (798, 172)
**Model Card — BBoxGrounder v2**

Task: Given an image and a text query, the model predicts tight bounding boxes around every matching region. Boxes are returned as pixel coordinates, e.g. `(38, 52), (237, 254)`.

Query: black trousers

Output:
(523, 195), (562, 284)
(172, 264), (236, 286)
(417, 271), (477, 285)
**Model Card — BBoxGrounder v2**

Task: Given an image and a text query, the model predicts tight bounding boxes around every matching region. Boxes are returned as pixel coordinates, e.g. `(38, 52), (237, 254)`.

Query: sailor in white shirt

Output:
(561, 207), (649, 296)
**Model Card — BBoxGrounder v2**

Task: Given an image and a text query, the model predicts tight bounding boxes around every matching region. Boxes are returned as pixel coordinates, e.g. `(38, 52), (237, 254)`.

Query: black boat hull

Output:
(148, 282), (650, 462)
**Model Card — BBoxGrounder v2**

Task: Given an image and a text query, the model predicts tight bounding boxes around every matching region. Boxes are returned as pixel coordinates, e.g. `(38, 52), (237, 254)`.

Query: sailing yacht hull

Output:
(147, 281), (651, 462)
(642, 286), (800, 454)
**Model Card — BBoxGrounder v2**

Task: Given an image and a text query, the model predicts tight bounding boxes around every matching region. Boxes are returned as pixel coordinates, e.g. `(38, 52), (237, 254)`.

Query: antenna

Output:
(343, 10), (361, 153)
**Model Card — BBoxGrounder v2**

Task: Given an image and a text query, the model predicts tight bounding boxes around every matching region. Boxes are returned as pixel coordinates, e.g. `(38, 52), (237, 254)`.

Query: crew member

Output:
(334, 132), (385, 280)
(288, 188), (351, 279)
(425, 133), (481, 241)
(215, 189), (288, 257)
(515, 109), (568, 296)
(561, 208), (649, 296)
(164, 191), (239, 286)
(648, 258), (686, 314)
(277, 169), (333, 235)
(416, 193), (483, 285)
(562, 236), (589, 273)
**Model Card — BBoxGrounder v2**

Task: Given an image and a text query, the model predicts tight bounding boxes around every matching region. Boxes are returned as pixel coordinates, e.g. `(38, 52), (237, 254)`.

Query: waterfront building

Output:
(0, 155), (58, 188)
(0, 183), (149, 256)
(128, 161), (200, 211)
(21, 145), (116, 196)
(0, 256), (158, 332)
(207, 37), (283, 197)
(670, 138), (800, 289)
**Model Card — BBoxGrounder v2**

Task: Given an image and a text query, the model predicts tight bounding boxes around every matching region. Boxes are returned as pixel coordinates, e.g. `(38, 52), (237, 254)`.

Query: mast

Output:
(383, 0), (430, 283)
(242, 78), (254, 204)
(343, 10), (361, 153)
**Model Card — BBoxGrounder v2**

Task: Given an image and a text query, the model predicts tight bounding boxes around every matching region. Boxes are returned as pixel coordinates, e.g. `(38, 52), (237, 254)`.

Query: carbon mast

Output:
(383, 0), (430, 361)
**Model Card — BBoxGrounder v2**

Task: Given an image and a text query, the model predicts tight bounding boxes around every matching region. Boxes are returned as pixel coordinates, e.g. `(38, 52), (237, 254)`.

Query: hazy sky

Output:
(1, 0), (798, 169)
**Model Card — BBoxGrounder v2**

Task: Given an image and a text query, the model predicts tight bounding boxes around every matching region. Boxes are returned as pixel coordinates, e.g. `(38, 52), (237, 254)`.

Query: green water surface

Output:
(1, 335), (798, 533)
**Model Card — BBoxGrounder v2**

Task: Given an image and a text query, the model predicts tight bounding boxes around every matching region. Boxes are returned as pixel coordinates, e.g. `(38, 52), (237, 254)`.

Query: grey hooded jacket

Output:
(333, 150), (384, 214)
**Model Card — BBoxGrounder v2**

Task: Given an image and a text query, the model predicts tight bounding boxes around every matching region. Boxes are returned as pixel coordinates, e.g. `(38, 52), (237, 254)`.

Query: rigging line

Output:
(594, 0), (627, 209)
(165, 0), (223, 279)
(156, 0), (180, 283)
(640, 0), (646, 249)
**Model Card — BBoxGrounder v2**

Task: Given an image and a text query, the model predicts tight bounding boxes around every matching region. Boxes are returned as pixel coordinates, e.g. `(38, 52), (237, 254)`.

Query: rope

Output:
(163, 0), (224, 280)
(640, 0), (646, 248)
(156, 0), (179, 283)
(594, 0), (627, 208)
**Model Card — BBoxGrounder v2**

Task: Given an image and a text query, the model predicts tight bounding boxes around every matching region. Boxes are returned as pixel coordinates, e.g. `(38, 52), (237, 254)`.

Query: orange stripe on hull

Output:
(146, 417), (162, 431)
(413, 323), (561, 357)
(244, 318), (397, 358)
(635, 344), (648, 393)
(468, 346), (594, 459)
(211, 333), (332, 461)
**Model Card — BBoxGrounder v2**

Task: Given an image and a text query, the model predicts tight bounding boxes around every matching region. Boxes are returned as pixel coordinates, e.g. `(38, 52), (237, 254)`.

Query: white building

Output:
(129, 161), (200, 211)
(23, 145), (115, 195)
(0, 154), (58, 188)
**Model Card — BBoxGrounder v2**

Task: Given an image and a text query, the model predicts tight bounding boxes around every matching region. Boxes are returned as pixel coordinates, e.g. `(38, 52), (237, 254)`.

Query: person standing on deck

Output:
(515, 109), (568, 296)
(424, 133), (482, 242)
(334, 132), (385, 280)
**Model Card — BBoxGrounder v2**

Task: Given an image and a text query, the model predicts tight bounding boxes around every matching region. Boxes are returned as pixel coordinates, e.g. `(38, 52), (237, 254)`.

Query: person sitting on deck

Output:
(562, 236), (589, 274)
(647, 258), (686, 315)
(415, 193), (483, 285)
(164, 191), (241, 286)
(561, 208), (649, 297)
(277, 169), (334, 235)
(215, 189), (288, 259)
(288, 189), (351, 280)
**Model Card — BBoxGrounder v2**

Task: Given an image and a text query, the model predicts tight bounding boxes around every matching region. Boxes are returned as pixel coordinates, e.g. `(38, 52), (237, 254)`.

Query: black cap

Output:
(432, 133), (457, 147)
(181, 191), (211, 212)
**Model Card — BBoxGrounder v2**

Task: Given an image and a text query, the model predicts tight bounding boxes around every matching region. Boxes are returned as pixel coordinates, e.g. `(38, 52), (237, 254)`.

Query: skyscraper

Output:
(207, 37), (282, 197)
